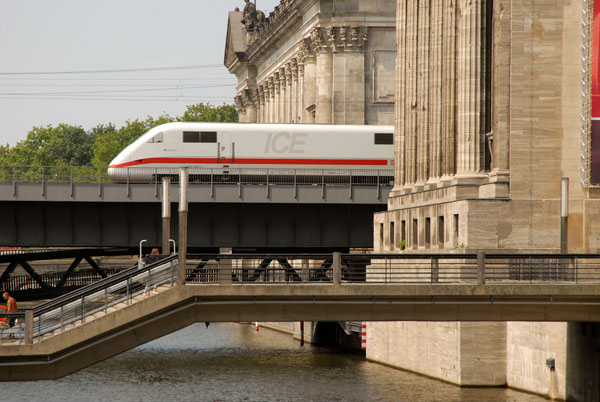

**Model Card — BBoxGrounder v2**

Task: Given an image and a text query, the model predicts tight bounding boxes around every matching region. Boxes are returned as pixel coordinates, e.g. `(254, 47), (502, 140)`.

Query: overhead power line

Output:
(0, 64), (224, 76)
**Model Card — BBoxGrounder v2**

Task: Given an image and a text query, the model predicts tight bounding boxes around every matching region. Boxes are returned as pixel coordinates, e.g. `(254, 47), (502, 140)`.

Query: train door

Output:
(219, 132), (235, 164)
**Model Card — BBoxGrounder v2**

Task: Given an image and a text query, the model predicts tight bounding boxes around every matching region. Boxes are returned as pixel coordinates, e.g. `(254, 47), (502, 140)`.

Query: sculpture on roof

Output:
(241, 0), (258, 31)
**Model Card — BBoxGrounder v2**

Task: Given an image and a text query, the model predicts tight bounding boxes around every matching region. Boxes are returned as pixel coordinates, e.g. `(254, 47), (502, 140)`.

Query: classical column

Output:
(312, 28), (333, 124)
(274, 73), (280, 123)
(394, 0), (408, 189)
(442, 1), (457, 176)
(279, 69), (286, 122)
(235, 95), (246, 123)
(259, 85), (266, 122)
(405, 1), (418, 184)
(302, 40), (317, 123)
(456, 0), (485, 176)
(343, 27), (366, 125)
(291, 59), (298, 122)
(286, 63), (293, 123)
(298, 61), (305, 122)
(243, 89), (258, 123)
(429, 0), (443, 179)
(268, 77), (275, 123)
(416, 3), (430, 183)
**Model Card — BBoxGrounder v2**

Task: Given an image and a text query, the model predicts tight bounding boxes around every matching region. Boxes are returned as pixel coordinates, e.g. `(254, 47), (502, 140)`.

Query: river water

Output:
(3, 323), (545, 402)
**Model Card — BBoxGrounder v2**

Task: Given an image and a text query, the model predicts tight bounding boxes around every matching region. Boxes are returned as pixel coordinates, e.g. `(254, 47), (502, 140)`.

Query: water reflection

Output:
(3, 323), (544, 402)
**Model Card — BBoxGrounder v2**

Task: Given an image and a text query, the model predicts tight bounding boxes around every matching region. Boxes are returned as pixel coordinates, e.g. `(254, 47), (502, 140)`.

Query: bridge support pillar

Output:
(25, 310), (33, 344)
(162, 177), (171, 255)
(333, 252), (341, 285)
(301, 259), (309, 282)
(178, 168), (188, 286)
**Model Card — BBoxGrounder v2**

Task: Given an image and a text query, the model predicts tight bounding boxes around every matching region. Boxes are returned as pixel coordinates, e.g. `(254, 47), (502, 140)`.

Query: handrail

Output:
(0, 165), (395, 186)
(33, 254), (178, 316)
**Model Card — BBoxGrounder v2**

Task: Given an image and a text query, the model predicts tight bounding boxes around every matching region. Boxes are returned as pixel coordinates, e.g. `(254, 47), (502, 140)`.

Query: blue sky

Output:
(0, 0), (280, 145)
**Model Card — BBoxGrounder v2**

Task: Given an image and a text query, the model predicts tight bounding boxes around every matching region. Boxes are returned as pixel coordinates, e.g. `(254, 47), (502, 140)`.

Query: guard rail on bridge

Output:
(0, 255), (178, 344)
(3, 252), (600, 344)
(185, 252), (600, 285)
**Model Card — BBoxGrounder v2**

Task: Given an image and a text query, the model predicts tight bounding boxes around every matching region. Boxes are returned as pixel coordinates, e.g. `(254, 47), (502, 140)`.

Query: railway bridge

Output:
(1, 252), (599, 381)
(0, 166), (390, 251)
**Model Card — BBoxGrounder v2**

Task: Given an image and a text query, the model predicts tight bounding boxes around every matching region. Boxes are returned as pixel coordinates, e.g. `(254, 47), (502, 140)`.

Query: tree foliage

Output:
(0, 103), (238, 168)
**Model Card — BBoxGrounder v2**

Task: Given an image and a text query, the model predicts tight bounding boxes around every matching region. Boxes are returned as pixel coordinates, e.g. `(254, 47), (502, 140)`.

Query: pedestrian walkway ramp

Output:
(0, 255), (189, 381)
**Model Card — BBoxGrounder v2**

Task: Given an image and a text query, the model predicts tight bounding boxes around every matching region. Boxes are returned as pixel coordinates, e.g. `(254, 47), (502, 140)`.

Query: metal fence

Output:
(184, 253), (600, 285)
(0, 255), (178, 344)
(2, 252), (599, 344)
(0, 165), (394, 186)
(0, 267), (128, 293)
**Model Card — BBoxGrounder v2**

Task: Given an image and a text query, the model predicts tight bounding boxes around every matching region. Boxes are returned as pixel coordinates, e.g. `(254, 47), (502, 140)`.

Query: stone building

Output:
(224, 0), (397, 126)
(370, 0), (600, 400)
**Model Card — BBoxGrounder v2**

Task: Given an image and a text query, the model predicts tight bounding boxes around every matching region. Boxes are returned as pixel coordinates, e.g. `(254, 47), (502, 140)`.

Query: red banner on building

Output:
(591, 1), (600, 183)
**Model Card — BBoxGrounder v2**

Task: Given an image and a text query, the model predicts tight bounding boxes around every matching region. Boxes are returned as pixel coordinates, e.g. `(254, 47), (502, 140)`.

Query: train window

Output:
(147, 132), (163, 143)
(374, 133), (393, 145)
(183, 131), (200, 143)
(200, 131), (217, 143)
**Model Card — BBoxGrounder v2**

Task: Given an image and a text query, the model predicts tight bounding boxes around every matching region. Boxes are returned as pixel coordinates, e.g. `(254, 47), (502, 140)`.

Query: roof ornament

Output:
(241, 0), (258, 32)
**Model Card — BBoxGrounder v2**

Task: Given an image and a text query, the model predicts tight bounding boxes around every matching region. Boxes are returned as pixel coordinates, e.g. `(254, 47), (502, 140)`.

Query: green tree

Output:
(1, 124), (95, 167)
(180, 103), (238, 122)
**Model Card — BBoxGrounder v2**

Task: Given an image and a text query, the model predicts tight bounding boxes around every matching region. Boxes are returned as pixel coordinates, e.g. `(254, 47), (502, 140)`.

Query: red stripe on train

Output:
(109, 157), (389, 168)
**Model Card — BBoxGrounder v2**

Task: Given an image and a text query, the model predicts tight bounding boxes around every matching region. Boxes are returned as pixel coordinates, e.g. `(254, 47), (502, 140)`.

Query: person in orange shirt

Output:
(3, 292), (17, 328)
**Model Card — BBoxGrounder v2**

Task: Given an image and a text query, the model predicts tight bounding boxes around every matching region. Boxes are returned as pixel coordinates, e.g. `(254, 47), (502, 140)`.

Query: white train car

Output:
(107, 122), (394, 182)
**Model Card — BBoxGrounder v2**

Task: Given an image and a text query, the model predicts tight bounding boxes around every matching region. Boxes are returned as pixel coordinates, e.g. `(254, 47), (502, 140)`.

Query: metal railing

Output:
(2, 252), (598, 344)
(0, 165), (394, 187)
(0, 255), (178, 344)
(0, 267), (128, 293)
(184, 253), (600, 285)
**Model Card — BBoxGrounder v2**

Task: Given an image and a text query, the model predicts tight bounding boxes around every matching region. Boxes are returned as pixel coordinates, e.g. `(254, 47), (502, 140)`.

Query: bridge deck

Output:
(0, 253), (599, 381)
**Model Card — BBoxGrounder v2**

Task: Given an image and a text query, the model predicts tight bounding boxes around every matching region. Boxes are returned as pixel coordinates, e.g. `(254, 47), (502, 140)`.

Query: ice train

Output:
(107, 122), (394, 182)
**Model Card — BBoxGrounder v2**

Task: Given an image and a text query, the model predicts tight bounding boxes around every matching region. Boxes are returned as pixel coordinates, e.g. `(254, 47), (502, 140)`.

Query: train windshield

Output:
(147, 132), (163, 143)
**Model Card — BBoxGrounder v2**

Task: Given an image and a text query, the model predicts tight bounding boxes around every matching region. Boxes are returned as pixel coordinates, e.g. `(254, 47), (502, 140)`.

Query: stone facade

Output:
(368, 0), (600, 399)
(225, 0), (397, 126)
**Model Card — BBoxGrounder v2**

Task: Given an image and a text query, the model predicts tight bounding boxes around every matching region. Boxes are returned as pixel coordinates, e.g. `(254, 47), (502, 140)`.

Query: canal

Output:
(3, 323), (545, 401)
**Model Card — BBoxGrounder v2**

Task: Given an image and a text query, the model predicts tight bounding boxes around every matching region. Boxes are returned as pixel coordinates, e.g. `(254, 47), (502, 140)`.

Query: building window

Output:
(390, 222), (395, 250)
(453, 214), (459, 247)
(380, 223), (384, 248)
(438, 216), (445, 247)
(400, 220), (406, 246)
(412, 219), (418, 249)
(425, 218), (431, 248)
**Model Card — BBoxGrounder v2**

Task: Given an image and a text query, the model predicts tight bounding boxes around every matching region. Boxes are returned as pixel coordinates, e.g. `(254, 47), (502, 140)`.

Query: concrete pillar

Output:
(332, 252), (341, 285)
(316, 51), (333, 124)
(161, 177), (171, 255)
(178, 167), (188, 286)
(25, 310), (33, 344)
(456, 0), (485, 175)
